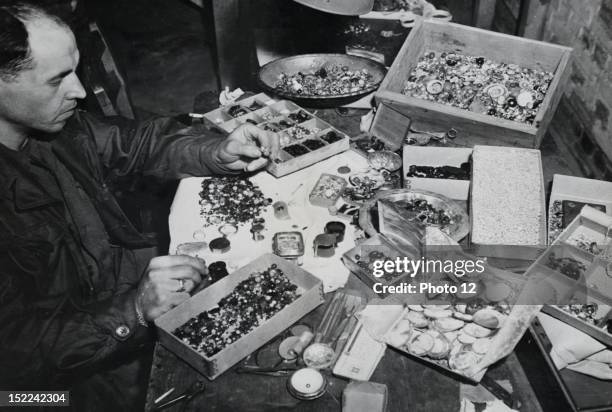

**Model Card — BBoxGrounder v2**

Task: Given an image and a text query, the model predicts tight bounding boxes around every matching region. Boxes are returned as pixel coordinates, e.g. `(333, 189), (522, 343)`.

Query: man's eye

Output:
(49, 78), (63, 86)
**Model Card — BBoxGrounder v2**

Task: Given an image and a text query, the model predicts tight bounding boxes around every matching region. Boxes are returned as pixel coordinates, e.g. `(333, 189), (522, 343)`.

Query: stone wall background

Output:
(494, 0), (612, 180)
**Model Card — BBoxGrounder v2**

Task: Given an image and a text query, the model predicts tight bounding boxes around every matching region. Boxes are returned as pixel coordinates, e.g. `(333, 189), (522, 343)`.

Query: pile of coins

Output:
(199, 177), (269, 226)
(402, 51), (554, 124)
(275, 65), (376, 96)
(173, 265), (300, 357)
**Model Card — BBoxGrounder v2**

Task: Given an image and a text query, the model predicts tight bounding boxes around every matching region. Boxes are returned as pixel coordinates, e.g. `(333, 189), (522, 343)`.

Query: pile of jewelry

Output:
(545, 252), (588, 280)
(173, 265), (300, 357)
(199, 177), (269, 226)
(354, 135), (388, 153)
(405, 163), (470, 180)
(567, 233), (606, 256)
(559, 303), (603, 326)
(548, 200), (564, 243)
(401, 198), (454, 227)
(343, 171), (400, 203)
(275, 65), (376, 96)
(402, 51), (554, 124)
(355, 251), (404, 282)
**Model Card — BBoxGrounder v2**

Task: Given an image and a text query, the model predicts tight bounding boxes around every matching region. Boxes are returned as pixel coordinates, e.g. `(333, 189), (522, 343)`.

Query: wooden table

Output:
(145, 272), (542, 411)
(145, 102), (544, 411)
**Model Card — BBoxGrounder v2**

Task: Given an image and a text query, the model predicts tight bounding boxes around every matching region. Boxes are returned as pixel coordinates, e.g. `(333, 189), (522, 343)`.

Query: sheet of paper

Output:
(168, 150), (369, 292)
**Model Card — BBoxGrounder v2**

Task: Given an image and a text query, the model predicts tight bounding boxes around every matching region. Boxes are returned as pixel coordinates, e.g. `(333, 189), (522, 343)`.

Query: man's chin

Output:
(32, 120), (68, 139)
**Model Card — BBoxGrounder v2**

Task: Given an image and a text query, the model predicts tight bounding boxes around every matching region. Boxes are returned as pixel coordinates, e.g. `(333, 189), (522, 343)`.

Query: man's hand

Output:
(212, 124), (280, 172)
(136, 255), (207, 322)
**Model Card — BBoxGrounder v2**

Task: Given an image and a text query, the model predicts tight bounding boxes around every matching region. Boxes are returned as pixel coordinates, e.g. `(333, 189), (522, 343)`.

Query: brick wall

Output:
(540, 0), (612, 179)
(493, 0), (612, 180)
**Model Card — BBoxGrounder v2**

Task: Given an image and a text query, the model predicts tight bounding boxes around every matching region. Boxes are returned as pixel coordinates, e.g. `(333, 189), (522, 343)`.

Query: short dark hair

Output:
(0, 2), (68, 81)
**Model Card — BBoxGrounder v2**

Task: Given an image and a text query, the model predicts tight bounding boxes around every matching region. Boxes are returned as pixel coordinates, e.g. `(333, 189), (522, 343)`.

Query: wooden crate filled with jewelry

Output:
(155, 254), (324, 380)
(375, 20), (572, 148)
(524, 206), (612, 345)
(201, 93), (350, 177)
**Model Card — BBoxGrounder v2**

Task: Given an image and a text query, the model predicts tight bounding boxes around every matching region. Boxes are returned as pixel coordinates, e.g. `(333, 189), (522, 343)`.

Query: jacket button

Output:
(115, 325), (131, 339)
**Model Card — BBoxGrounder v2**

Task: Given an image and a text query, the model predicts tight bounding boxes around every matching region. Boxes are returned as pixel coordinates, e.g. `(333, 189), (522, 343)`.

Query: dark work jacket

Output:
(0, 110), (232, 391)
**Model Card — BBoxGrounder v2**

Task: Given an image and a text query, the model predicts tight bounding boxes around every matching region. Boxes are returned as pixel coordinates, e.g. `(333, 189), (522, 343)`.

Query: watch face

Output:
(562, 200), (606, 228)
(273, 232), (304, 257)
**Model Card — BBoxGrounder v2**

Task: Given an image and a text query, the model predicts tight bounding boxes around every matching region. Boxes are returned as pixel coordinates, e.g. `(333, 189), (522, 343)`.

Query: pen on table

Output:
(345, 323), (363, 356)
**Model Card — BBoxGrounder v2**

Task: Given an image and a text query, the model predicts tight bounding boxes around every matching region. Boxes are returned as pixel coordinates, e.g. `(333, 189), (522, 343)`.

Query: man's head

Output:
(0, 3), (86, 140)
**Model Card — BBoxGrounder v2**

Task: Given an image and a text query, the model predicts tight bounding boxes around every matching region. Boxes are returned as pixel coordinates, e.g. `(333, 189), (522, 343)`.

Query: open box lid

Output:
(376, 198), (425, 258)
(369, 103), (412, 152)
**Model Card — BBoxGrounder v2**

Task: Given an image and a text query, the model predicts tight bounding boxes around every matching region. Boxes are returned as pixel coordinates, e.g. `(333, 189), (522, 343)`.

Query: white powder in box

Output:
(471, 146), (544, 245)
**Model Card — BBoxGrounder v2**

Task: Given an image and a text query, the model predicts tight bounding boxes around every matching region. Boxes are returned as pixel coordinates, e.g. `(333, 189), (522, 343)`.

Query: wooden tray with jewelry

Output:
(200, 93), (350, 177)
(154, 254), (324, 380)
(532, 206), (612, 345)
(375, 20), (572, 148)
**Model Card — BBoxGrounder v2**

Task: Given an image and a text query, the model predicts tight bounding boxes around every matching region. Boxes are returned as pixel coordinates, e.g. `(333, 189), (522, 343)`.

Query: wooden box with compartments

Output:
(528, 206), (612, 346)
(202, 93), (350, 177)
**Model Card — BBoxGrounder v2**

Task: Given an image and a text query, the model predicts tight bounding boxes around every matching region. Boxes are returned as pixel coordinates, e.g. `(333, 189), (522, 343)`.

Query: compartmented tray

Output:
(527, 206), (612, 345)
(548, 174), (612, 244)
(202, 93), (350, 178)
(154, 254), (324, 380)
(402, 146), (472, 201)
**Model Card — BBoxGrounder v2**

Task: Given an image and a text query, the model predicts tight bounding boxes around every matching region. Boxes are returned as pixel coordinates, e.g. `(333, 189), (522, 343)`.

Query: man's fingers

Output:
(149, 255), (207, 273)
(169, 278), (195, 293)
(226, 138), (261, 159)
(166, 292), (191, 308)
(245, 157), (269, 172)
(235, 124), (280, 158)
(268, 131), (280, 159)
(153, 265), (202, 284)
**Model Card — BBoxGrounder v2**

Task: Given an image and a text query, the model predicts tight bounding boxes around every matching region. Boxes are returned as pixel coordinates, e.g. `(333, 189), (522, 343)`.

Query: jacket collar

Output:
(0, 139), (61, 210)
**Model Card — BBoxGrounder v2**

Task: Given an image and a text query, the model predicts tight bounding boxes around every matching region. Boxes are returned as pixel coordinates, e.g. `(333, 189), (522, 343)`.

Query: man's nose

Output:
(65, 73), (87, 100)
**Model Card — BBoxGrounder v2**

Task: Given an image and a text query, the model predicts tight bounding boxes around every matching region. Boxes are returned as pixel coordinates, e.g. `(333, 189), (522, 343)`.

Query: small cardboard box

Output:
(155, 254), (324, 379)
(548, 174), (612, 244)
(402, 146), (472, 201)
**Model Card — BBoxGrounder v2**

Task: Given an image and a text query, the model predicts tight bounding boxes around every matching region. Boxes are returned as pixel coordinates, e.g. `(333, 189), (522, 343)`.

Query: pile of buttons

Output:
(402, 51), (554, 124)
(173, 264), (301, 357)
(199, 177), (269, 227)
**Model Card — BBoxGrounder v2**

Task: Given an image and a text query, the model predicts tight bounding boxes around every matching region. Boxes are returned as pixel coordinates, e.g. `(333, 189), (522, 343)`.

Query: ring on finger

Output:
(176, 278), (186, 293)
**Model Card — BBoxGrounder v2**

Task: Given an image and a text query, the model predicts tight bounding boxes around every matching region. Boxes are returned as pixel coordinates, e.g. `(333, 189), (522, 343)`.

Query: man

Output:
(0, 3), (279, 410)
